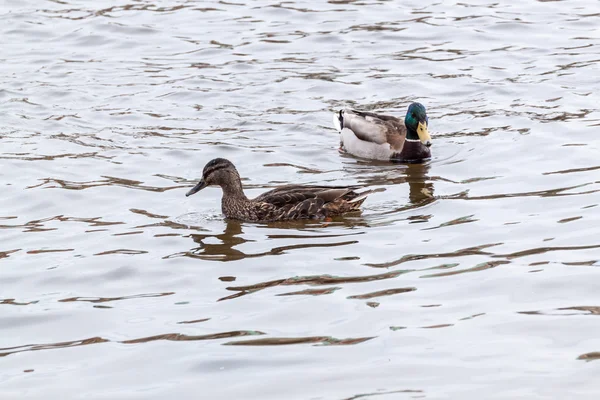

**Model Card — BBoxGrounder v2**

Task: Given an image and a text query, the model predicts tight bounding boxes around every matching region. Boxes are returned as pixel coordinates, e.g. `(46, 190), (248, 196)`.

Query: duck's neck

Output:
(220, 180), (251, 220)
(221, 179), (248, 200)
(406, 126), (420, 141)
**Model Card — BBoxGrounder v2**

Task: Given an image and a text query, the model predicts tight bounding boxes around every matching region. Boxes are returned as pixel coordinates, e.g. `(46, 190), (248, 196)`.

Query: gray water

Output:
(1, 0), (600, 399)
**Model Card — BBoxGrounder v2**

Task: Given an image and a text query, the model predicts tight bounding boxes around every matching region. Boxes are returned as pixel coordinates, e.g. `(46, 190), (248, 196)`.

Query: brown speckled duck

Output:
(333, 102), (432, 163)
(186, 158), (378, 222)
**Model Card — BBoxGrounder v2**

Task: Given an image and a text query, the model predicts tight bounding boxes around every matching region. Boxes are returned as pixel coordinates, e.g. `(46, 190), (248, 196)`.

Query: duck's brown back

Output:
(221, 185), (369, 222)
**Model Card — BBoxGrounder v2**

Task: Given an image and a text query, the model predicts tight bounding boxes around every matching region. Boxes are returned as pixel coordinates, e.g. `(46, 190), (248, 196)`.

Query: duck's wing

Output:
(334, 109), (406, 150)
(254, 185), (358, 207)
(274, 197), (327, 220)
(253, 186), (384, 221)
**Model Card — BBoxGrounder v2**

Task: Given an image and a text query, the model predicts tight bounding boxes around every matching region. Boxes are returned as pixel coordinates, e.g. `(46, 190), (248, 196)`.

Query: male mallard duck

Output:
(333, 102), (432, 162)
(186, 158), (378, 222)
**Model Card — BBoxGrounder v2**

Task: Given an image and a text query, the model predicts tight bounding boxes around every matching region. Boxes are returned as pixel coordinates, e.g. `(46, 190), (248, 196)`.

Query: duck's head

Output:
(186, 158), (241, 197)
(405, 102), (431, 147)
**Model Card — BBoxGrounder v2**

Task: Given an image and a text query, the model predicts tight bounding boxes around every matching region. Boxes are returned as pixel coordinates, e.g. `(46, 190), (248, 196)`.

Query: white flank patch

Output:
(332, 111), (342, 132)
(340, 128), (392, 161)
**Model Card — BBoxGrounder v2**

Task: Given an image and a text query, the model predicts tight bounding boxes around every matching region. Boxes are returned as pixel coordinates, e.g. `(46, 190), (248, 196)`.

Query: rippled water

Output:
(2, 0), (600, 398)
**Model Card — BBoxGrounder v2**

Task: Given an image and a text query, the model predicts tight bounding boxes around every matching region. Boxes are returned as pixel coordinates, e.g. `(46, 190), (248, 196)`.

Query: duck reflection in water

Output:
(185, 219), (366, 262)
(355, 161), (434, 208)
(405, 162), (435, 205)
(187, 220), (249, 261)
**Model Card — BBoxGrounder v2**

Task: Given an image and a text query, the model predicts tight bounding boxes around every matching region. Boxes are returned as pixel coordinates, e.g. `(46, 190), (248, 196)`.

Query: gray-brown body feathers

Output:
(231, 185), (374, 222)
(186, 158), (378, 222)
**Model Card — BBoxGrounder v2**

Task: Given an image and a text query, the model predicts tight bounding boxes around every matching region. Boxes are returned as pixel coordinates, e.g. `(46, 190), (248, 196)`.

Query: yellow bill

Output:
(417, 121), (432, 146)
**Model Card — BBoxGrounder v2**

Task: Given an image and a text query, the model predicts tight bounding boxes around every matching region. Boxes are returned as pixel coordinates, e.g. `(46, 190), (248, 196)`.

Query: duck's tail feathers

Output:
(332, 109), (344, 132)
(348, 187), (385, 204)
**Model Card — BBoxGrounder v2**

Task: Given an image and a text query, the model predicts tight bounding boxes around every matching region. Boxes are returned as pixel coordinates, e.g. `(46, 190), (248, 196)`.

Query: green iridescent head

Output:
(404, 102), (431, 147)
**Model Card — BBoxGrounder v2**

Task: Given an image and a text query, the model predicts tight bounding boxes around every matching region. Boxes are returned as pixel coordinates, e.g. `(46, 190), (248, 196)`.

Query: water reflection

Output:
(219, 269), (410, 301)
(170, 220), (364, 261)
(354, 161), (436, 218)
(0, 331), (375, 358)
(357, 161), (434, 205)
(187, 220), (249, 261)
(405, 162), (435, 205)
(223, 336), (375, 346)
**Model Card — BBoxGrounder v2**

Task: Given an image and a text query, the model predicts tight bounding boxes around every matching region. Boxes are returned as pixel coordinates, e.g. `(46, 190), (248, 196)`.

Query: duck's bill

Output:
(186, 180), (207, 197)
(417, 121), (432, 147)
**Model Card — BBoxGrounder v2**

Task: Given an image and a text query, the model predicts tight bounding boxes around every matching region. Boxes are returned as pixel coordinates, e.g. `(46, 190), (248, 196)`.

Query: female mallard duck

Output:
(186, 158), (378, 222)
(333, 102), (432, 162)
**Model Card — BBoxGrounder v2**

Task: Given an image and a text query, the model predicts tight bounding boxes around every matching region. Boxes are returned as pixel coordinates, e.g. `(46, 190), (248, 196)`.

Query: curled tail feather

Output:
(328, 188), (385, 215)
(348, 188), (385, 204)
(332, 109), (344, 132)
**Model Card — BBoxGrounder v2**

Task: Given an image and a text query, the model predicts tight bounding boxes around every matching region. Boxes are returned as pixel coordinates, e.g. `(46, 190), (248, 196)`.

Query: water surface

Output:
(1, 0), (600, 399)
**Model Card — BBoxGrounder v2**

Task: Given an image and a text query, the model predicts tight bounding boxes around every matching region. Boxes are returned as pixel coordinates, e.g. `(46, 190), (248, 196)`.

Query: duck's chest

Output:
(392, 140), (431, 162)
(221, 198), (267, 222)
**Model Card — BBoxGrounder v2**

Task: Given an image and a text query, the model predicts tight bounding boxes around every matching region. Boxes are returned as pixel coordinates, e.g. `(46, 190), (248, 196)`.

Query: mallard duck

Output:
(333, 102), (432, 162)
(185, 158), (378, 222)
